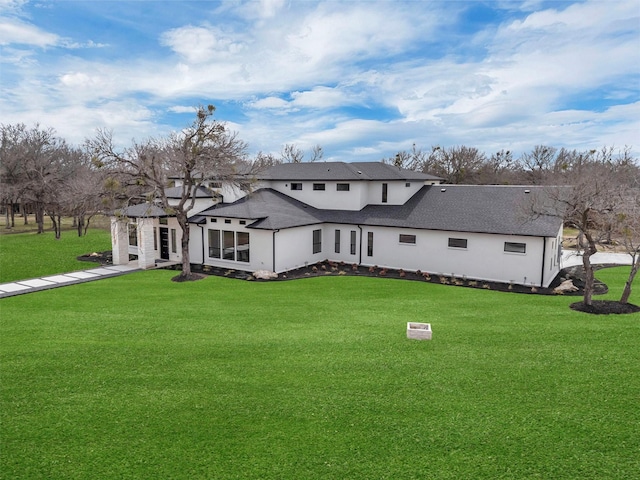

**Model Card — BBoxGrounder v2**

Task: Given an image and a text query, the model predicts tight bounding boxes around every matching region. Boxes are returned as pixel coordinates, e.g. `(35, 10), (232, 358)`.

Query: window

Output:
(382, 183), (388, 203)
(171, 229), (177, 253)
(367, 232), (374, 257)
(225, 219), (231, 224)
(448, 238), (468, 249)
(337, 183), (350, 191)
(313, 183), (326, 191)
(223, 231), (235, 260)
(313, 229), (322, 254)
(153, 227), (158, 250)
(335, 230), (341, 253)
(504, 242), (526, 254)
(210, 218), (217, 223)
(209, 229), (249, 262)
(399, 234), (416, 244)
(237, 232), (250, 262)
(209, 182), (222, 188)
(128, 223), (137, 246)
(405, 182), (411, 187)
(239, 220), (246, 225)
(159, 217), (168, 225)
(350, 231), (357, 255)
(208, 229), (221, 258)
(291, 183), (302, 191)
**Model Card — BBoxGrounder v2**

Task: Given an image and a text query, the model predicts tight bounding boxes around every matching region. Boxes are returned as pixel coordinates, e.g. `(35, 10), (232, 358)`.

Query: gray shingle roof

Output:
(164, 186), (219, 199)
(196, 185), (562, 237)
(120, 203), (169, 218)
(260, 161), (442, 182)
(198, 189), (324, 229)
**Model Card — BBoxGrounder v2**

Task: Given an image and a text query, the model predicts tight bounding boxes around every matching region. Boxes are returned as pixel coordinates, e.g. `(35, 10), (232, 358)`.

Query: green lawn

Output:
(0, 229), (112, 283)
(1, 264), (638, 479)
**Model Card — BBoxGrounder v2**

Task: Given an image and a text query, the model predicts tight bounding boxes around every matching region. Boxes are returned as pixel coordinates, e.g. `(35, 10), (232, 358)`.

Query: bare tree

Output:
(309, 144), (324, 162)
(519, 145), (557, 184)
(88, 105), (252, 280)
(280, 144), (304, 163)
(430, 146), (486, 184)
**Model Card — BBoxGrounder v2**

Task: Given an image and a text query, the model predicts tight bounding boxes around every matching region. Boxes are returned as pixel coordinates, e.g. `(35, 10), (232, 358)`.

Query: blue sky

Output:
(1, 0), (638, 162)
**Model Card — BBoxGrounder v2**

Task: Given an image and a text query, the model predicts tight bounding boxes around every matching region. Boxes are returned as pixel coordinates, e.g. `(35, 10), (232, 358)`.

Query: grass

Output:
(1, 260), (638, 479)
(0, 228), (112, 283)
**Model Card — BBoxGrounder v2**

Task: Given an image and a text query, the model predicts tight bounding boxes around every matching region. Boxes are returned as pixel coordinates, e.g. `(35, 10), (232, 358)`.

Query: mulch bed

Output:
(79, 252), (638, 315)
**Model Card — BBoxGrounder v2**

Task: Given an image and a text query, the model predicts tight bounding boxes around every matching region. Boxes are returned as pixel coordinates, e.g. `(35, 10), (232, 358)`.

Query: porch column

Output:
(111, 217), (130, 265)
(136, 217), (156, 269)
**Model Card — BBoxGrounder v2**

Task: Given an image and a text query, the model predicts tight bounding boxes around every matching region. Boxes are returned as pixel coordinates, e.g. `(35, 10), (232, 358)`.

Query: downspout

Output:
(358, 225), (363, 265)
(272, 229), (279, 272)
(540, 237), (547, 287)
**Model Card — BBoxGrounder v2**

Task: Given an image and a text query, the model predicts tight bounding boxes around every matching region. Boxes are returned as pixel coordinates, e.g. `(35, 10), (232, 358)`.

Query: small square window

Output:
(405, 182), (411, 187)
(239, 220), (246, 225)
(225, 219), (231, 224)
(210, 218), (217, 223)
(313, 183), (326, 191)
(337, 183), (350, 191)
(291, 183), (302, 191)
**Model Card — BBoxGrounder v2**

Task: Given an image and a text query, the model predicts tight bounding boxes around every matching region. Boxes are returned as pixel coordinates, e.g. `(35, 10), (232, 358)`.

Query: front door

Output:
(159, 227), (170, 260)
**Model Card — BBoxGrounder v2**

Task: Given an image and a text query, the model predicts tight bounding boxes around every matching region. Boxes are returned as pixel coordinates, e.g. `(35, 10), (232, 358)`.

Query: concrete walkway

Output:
(561, 251), (634, 268)
(0, 264), (140, 299)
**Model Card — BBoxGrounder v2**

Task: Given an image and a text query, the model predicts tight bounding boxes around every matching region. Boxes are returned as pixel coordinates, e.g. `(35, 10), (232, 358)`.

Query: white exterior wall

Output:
(273, 225), (326, 272)
(265, 180), (367, 210)
(542, 225), (563, 287)
(136, 217), (157, 269)
(321, 223), (361, 264)
(110, 217), (130, 265)
(263, 180), (426, 210)
(365, 181), (425, 206)
(354, 226), (550, 287)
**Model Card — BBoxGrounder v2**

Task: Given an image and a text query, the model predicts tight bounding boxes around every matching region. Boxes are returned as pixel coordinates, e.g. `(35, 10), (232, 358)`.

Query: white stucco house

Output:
(111, 161), (564, 287)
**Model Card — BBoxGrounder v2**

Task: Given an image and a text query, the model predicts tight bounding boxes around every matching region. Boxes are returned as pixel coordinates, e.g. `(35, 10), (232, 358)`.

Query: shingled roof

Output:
(197, 185), (561, 237)
(260, 161), (442, 182)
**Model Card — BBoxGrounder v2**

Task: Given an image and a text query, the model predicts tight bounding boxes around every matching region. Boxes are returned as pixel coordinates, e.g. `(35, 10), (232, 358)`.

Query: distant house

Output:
(111, 162), (563, 287)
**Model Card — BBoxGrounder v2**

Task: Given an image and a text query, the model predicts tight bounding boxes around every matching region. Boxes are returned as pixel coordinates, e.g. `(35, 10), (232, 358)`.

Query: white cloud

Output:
(160, 25), (246, 64)
(0, 18), (58, 46)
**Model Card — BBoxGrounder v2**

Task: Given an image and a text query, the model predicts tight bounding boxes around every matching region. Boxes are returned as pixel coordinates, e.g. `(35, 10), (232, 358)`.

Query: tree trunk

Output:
(35, 202), (45, 234)
(177, 213), (192, 278)
(4, 203), (9, 229)
(49, 214), (62, 239)
(77, 214), (85, 237)
(581, 237), (598, 306)
(620, 256), (639, 304)
(22, 202), (28, 225)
